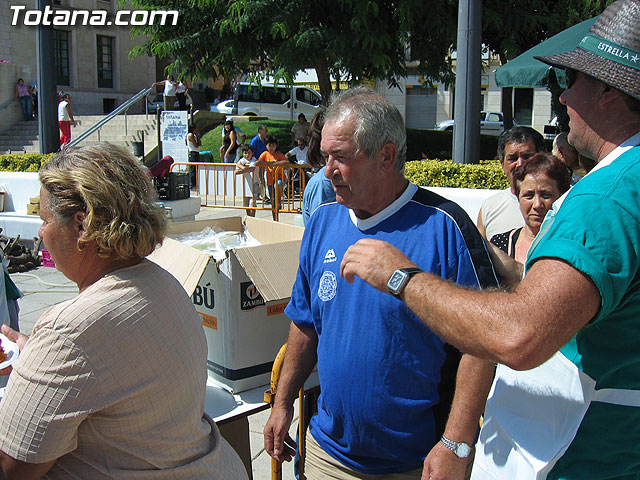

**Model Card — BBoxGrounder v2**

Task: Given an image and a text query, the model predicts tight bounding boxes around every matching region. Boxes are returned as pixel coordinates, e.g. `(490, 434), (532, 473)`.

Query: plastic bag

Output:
(171, 227), (261, 260)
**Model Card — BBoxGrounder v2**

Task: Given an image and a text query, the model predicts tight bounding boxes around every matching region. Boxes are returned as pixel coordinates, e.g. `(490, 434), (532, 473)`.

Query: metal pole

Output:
(289, 84), (294, 122)
(36, 0), (60, 154)
(453, 0), (482, 164)
(157, 109), (162, 163)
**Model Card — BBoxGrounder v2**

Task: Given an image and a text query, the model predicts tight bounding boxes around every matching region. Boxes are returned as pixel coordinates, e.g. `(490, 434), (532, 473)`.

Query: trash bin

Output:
(199, 150), (213, 163)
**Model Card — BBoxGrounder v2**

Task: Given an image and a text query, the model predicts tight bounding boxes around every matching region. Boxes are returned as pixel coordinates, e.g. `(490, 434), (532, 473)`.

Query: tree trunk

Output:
(315, 57), (333, 106)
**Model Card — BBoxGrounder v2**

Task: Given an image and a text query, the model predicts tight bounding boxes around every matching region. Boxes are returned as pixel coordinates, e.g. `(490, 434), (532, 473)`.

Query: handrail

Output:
(0, 99), (15, 112)
(67, 87), (153, 147)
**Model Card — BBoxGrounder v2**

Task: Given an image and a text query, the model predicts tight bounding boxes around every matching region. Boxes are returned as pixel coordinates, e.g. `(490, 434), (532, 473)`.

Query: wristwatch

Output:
(387, 267), (422, 296)
(440, 435), (472, 458)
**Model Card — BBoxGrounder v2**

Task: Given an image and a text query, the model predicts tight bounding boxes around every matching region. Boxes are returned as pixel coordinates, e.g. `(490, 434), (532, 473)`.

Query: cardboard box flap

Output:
(148, 237), (212, 296)
(244, 216), (304, 245)
(233, 240), (301, 302)
(167, 217), (244, 236)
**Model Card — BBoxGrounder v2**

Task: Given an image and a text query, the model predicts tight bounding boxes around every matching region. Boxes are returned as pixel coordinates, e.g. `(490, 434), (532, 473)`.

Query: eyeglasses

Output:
(565, 69), (577, 89)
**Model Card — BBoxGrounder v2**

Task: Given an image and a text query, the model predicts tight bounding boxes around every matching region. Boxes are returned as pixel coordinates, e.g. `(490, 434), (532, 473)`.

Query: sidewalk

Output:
(8, 205), (302, 480)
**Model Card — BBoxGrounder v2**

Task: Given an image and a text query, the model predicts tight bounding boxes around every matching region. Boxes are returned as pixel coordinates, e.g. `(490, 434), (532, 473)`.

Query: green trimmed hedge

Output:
(0, 153), (53, 172)
(406, 128), (499, 162)
(405, 160), (509, 189)
(1, 130), (508, 190)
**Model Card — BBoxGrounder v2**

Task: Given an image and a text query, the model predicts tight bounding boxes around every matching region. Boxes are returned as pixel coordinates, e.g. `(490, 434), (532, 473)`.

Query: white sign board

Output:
(160, 111), (188, 171)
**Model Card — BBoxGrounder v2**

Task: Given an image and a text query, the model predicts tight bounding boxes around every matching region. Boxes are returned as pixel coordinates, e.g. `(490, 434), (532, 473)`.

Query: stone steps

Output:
(0, 115), (158, 155)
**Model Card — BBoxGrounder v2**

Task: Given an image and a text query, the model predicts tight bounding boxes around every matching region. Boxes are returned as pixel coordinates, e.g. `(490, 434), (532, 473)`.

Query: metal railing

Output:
(0, 99), (15, 112)
(169, 162), (311, 221)
(67, 87), (154, 147)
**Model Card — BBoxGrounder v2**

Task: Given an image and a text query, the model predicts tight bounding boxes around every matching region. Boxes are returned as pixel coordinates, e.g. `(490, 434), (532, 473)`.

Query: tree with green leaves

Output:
(130, 0), (610, 107)
(130, 0), (459, 102)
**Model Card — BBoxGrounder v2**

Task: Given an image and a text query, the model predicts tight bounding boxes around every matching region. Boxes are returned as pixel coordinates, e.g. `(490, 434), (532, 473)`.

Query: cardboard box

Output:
(148, 216), (304, 392)
(26, 203), (40, 215)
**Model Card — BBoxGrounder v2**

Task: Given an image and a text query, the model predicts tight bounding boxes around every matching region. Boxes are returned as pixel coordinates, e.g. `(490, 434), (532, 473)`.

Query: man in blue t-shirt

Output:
(340, 1), (640, 478)
(249, 124), (268, 159)
(264, 87), (497, 478)
(250, 124), (268, 200)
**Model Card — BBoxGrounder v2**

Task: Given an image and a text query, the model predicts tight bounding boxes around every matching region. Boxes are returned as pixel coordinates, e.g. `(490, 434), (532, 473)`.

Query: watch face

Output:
(456, 443), (471, 458)
(388, 271), (405, 290)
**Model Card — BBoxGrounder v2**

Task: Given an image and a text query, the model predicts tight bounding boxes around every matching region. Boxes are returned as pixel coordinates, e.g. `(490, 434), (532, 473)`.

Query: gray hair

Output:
(324, 86), (407, 173)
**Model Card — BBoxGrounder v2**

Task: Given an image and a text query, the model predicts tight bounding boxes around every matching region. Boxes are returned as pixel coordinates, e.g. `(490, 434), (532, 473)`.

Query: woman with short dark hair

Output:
(490, 152), (571, 263)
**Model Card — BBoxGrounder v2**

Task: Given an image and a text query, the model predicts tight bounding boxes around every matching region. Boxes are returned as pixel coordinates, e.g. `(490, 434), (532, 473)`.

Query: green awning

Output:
(495, 17), (597, 88)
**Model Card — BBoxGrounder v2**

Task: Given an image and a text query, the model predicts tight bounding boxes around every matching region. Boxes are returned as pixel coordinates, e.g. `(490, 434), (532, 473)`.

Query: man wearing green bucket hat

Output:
(340, 0), (640, 478)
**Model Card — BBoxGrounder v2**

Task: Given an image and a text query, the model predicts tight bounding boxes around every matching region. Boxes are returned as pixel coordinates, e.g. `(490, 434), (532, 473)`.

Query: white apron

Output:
(471, 352), (640, 479)
(472, 135), (640, 479)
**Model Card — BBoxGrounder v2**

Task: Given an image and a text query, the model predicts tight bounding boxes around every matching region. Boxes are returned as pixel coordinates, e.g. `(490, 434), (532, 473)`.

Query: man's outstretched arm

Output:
(340, 239), (600, 370)
(264, 322), (318, 463)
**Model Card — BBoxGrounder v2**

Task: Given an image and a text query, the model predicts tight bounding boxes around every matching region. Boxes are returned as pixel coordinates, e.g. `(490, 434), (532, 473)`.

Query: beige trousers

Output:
(304, 430), (422, 480)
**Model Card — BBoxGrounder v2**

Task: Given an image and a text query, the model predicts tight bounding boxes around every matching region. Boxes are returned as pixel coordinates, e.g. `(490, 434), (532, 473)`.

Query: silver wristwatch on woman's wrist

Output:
(440, 435), (471, 458)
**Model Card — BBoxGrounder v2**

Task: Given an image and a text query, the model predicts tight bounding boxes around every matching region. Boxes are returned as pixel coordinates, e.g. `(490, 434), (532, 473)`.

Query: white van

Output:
(234, 82), (323, 120)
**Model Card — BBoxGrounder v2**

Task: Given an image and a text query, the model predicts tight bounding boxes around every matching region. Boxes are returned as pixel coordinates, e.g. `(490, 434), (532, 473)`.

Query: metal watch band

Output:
(440, 434), (471, 458)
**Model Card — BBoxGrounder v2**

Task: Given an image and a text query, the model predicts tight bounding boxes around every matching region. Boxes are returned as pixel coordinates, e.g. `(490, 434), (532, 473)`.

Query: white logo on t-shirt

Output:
(324, 249), (337, 264)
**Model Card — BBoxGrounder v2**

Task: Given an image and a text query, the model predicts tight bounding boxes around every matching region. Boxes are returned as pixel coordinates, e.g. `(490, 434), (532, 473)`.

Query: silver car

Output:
(434, 111), (511, 136)
(213, 99), (234, 114)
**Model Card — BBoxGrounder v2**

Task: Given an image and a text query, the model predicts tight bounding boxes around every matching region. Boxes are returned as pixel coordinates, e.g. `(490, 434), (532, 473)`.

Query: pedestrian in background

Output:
(15, 78), (32, 121)
(57, 93), (76, 146)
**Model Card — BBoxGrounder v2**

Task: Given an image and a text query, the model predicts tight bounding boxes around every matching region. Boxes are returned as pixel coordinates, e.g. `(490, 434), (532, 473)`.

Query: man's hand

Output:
(264, 405), (297, 463)
(422, 442), (469, 480)
(340, 239), (416, 291)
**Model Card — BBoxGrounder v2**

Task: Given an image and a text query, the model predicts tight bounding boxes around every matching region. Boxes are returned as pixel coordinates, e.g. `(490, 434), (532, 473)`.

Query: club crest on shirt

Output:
(318, 271), (337, 302)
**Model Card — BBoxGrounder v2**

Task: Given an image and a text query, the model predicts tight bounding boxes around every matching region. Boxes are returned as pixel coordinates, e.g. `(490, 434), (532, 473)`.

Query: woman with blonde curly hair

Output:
(0, 144), (247, 479)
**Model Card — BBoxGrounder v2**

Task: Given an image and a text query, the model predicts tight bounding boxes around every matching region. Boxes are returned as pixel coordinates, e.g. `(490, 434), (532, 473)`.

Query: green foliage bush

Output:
(405, 160), (509, 189)
(0, 153), (54, 172)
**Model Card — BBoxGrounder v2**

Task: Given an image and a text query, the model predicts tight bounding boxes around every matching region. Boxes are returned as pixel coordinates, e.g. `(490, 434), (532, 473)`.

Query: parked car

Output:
(147, 94), (164, 113)
(234, 82), (324, 120)
(146, 93), (192, 113)
(434, 111), (512, 136)
(213, 99), (234, 114)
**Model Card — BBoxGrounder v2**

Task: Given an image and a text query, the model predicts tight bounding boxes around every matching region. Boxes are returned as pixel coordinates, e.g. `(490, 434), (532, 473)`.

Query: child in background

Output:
(255, 136), (290, 220)
(235, 145), (257, 217)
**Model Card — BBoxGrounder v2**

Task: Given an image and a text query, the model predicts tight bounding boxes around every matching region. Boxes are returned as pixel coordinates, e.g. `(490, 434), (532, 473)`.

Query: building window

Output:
(97, 35), (114, 89)
(514, 88), (534, 126)
(54, 30), (70, 86)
